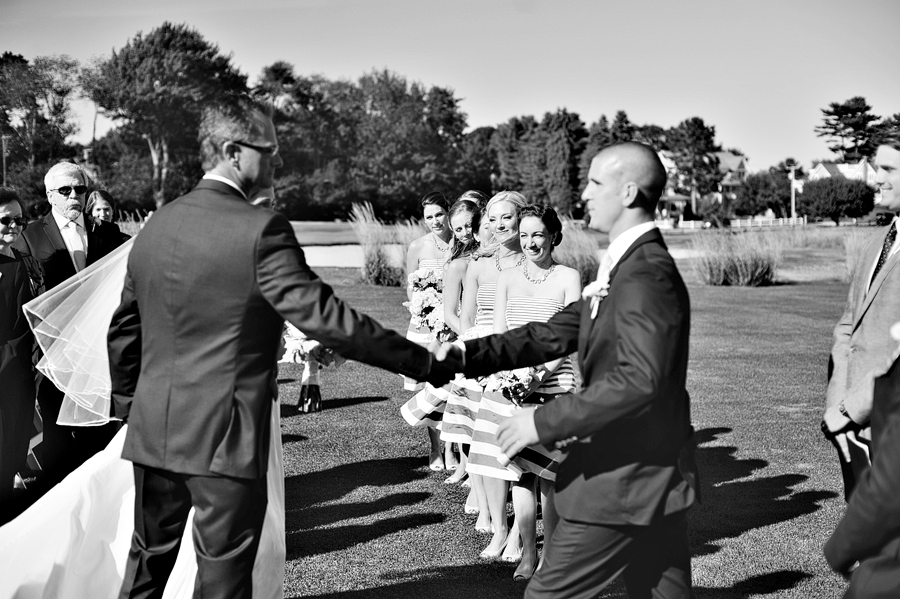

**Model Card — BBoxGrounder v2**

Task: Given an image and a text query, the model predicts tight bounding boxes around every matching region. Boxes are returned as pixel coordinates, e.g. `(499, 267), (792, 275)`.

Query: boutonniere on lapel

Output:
(582, 268), (611, 320)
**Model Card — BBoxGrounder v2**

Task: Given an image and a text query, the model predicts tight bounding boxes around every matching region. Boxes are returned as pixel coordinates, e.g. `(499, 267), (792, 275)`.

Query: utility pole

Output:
(787, 160), (799, 222)
(1, 135), (8, 187)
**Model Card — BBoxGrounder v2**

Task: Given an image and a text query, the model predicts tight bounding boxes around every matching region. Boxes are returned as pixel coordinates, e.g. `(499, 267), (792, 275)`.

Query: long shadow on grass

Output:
(285, 457), (435, 555)
(287, 513), (446, 559)
(695, 570), (813, 598)
(323, 395), (390, 410)
(689, 427), (837, 558)
(287, 562), (534, 599)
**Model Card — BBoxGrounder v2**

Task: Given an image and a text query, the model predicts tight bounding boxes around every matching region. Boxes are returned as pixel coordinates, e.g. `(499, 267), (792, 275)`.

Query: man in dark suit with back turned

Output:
(108, 98), (455, 599)
(437, 142), (698, 599)
(12, 162), (126, 487)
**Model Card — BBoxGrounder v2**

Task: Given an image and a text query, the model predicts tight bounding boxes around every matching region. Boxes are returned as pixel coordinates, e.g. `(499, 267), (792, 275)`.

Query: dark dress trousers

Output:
(0, 250), (35, 514)
(108, 179), (438, 599)
(463, 229), (698, 599)
(825, 352), (900, 598)
(11, 213), (126, 486)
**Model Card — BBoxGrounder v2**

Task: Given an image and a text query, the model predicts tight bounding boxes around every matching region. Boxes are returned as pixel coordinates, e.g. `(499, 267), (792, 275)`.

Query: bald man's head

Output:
(595, 142), (667, 213)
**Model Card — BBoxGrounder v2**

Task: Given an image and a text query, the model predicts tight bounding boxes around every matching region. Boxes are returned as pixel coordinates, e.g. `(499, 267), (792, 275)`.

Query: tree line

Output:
(0, 22), (730, 221)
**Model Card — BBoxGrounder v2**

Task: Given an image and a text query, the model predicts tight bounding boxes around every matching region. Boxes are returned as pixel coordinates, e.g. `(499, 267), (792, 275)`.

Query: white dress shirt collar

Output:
(51, 208), (85, 231)
(605, 221), (658, 271)
(202, 174), (248, 200)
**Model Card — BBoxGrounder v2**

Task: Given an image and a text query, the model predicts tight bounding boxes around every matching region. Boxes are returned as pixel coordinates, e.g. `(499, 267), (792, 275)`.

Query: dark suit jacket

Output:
(12, 212), (127, 294)
(0, 250), (35, 411)
(108, 179), (433, 480)
(463, 229), (697, 526)
(825, 352), (900, 593)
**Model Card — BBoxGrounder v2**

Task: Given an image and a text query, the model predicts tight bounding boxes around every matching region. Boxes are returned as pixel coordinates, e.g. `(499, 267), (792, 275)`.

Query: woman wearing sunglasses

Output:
(0, 187), (36, 516)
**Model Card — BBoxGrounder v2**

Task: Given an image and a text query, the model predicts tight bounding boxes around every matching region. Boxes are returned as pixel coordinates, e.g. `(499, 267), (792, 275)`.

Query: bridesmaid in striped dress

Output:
(461, 191), (529, 558)
(400, 192), (457, 472)
(439, 192), (488, 489)
(491, 204), (581, 581)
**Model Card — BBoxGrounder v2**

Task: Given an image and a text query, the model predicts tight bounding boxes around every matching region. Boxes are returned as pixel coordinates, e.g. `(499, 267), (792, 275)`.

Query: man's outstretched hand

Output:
(423, 341), (464, 387)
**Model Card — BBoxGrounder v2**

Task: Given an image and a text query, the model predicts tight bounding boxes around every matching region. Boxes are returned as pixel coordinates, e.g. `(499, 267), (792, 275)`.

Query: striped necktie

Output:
(870, 221), (897, 290)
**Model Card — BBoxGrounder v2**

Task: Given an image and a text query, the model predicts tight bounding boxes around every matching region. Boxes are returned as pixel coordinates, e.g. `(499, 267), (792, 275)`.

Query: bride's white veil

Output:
(23, 238), (134, 426)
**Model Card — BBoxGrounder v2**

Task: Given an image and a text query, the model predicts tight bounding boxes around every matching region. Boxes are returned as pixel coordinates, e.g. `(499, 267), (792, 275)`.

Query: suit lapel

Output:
(854, 232), (897, 329)
(582, 228), (667, 344)
(40, 213), (66, 251)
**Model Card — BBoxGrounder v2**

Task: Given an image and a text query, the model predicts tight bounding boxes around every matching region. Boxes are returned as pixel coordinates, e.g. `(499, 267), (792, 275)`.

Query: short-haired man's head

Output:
(421, 191), (450, 213)
(199, 98), (274, 171)
(44, 162), (87, 191)
(519, 204), (564, 247)
(595, 141), (667, 212)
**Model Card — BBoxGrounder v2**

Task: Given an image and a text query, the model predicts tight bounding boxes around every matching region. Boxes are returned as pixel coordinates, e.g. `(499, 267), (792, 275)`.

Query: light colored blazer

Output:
(826, 225), (900, 435)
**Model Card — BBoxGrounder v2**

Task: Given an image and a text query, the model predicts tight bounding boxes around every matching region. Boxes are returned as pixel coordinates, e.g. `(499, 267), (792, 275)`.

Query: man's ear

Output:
(222, 141), (240, 163)
(621, 181), (640, 208)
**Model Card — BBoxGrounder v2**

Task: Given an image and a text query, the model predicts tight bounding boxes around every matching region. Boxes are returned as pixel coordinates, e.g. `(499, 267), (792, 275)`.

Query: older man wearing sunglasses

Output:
(12, 162), (127, 498)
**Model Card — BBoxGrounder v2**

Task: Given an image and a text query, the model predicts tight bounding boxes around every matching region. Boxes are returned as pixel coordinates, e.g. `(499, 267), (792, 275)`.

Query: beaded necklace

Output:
(522, 261), (556, 284)
(495, 251), (525, 272)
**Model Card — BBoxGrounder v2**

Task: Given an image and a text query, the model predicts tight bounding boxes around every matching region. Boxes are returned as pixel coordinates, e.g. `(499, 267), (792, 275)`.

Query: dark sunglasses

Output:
(233, 141), (279, 157)
(0, 215), (27, 228)
(50, 185), (88, 197)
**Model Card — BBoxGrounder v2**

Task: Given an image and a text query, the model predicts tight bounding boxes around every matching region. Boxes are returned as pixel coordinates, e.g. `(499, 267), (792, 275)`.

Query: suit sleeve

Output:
(827, 238), (875, 421)
(256, 215), (434, 380)
(0, 261), (35, 392)
(825, 373), (900, 571)
(534, 261), (687, 443)
(463, 300), (582, 376)
(107, 266), (141, 421)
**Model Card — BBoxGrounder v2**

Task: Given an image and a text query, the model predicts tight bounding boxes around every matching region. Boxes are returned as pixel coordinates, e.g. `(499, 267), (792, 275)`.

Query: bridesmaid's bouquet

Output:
(404, 267), (444, 333)
(494, 367), (541, 406)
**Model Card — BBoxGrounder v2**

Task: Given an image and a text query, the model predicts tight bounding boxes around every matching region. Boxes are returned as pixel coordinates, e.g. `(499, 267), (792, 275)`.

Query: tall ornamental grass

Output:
(348, 202), (405, 286)
(393, 218), (425, 248)
(554, 219), (601, 288)
(691, 232), (783, 286)
(843, 229), (876, 282)
(116, 211), (148, 237)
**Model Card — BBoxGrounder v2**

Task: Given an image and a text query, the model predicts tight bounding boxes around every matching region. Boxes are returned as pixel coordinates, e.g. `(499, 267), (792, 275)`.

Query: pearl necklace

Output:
(431, 232), (450, 252)
(523, 262), (556, 284)
(495, 252), (525, 272)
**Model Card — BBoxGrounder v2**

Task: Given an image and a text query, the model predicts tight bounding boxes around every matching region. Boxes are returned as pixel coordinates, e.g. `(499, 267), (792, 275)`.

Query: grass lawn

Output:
(278, 252), (853, 598)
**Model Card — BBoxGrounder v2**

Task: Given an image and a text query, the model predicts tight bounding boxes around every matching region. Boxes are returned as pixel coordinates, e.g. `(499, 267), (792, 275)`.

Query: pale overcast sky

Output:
(3, 0), (900, 170)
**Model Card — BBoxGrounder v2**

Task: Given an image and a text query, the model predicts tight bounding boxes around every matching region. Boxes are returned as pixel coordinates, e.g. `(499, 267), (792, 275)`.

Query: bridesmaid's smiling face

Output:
(488, 200), (518, 243)
(450, 211), (474, 244)
(519, 215), (553, 264)
(423, 204), (449, 237)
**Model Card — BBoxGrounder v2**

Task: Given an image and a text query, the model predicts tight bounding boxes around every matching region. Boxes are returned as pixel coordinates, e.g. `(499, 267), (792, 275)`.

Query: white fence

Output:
(729, 216), (807, 228)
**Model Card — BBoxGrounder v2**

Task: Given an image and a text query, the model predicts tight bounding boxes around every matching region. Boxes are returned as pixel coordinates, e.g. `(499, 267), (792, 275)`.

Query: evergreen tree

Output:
(815, 96), (882, 162)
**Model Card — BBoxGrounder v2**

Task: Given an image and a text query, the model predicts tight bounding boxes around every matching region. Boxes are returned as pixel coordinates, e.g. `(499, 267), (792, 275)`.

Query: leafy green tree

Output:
(732, 171), (791, 218)
(634, 124), (668, 149)
(540, 109), (586, 214)
(83, 22), (248, 206)
(0, 53), (80, 167)
(668, 117), (722, 206)
(491, 116), (537, 192)
(456, 126), (496, 196)
(815, 96), (881, 162)
(609, 110), (635, 144)
(578, 115), (612, 194)
(800, 177), (875, 224)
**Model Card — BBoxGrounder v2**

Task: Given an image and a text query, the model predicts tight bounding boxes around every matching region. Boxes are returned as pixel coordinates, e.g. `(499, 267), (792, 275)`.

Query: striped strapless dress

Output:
(440, 282), (496, 445)
(400, 258), (449, 427)
(466, 296), (578, 482)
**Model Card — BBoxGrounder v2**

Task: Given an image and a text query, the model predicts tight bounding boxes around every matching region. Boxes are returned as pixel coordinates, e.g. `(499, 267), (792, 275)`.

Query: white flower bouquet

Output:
(403, 267), (445, 334)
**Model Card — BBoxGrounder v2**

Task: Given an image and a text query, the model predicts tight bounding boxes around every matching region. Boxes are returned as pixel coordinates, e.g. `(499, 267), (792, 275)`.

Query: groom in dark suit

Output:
(13, 162), (126, 486)
(437, 142), (698, 598)
(108, 98), (454, 599)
